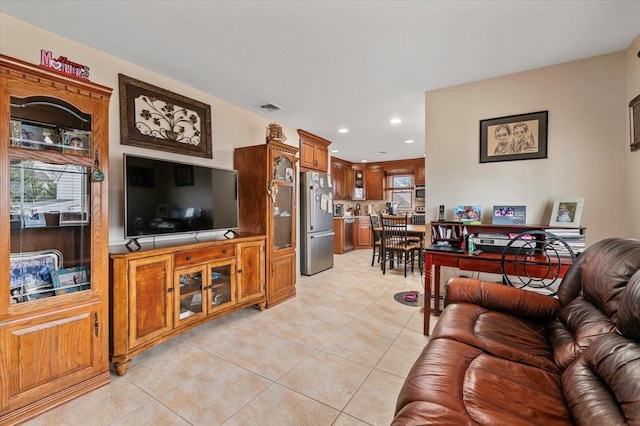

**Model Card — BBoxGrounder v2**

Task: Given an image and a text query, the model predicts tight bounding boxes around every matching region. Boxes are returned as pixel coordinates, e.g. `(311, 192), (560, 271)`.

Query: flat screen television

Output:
(123, 154), (238, 239)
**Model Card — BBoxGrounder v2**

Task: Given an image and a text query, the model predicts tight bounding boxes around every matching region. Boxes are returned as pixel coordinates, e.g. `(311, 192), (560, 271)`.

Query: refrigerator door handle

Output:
(309, 186), (316, 231)
(310, 231), (335, 239)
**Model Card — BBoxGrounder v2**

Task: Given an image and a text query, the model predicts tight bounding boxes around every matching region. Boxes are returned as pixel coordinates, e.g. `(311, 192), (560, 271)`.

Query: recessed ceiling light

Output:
(360, 159), (368, 163)
(331, 149), (339, 153)
(404, 139), (415, 144)
(390, 118), (402, 124)
(338, 128), (349, 134)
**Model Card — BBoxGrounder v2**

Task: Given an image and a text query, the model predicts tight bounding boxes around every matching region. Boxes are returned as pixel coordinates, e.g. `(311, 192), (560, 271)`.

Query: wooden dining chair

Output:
(369, 214), (382, 267)
(380, 214), (422, 277)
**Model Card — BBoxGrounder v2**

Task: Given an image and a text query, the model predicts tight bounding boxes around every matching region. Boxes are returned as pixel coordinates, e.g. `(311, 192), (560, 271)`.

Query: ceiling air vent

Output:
(257, 102), (284, 112)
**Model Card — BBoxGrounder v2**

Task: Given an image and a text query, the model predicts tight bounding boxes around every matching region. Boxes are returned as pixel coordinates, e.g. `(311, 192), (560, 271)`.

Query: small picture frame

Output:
(10, 120), (21, 147)
(51, 266), (91, 295)
(174, 164), (194, 186)
(549, 198), (584, 228)
(59, 211), (89, 226)
(10, 250), (62, 304)
(453, 206), (482, 224)
(62, 129), (91, 156)
(15, 123), (62, 151)
(10, 213), (22, 230)
(492, 205), (527, 225)
(22, 212), (46, 228)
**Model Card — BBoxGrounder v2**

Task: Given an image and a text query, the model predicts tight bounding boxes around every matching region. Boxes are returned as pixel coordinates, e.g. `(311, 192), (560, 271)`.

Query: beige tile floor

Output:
(26, 249), (437, 426)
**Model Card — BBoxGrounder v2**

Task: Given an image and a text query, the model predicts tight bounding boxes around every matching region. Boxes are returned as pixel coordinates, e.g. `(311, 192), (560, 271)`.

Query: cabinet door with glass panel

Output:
(174, 259), (236, 326)
(1, 54), (111, 423)
(271, 153), (296, 251)
(9, 101), (95, 304)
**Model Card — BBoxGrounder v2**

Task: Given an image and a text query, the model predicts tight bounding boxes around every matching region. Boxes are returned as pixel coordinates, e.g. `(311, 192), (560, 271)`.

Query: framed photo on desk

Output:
(549, 198), (583, 228)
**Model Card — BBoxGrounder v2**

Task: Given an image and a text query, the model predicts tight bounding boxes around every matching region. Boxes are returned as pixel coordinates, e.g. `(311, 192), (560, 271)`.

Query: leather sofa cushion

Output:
(393, 337), (572, 426)
(547, 296), (616, 370)
(394, 338), (482, 425)
(563, 332), (640, 425)
(464, 353), (571, 425)
(617, 270), (640, 339)
(431, 303), (558, 373)
(557, 238), (640, 319)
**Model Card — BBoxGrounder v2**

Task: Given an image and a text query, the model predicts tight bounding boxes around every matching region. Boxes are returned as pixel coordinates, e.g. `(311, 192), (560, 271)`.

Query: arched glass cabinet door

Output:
(8, 95), (93, 305)
(272, 155), (294, 250)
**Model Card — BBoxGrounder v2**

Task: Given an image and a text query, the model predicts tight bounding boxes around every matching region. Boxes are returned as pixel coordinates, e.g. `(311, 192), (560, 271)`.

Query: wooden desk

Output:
(423, 247), (573, 335)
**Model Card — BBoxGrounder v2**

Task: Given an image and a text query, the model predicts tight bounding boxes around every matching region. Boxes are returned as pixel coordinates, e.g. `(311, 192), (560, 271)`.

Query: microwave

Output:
(415, 185), (425, 199)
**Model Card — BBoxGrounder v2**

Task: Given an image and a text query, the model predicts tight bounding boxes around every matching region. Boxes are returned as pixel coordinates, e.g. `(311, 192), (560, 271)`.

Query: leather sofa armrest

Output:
(444, 277), (561, 325)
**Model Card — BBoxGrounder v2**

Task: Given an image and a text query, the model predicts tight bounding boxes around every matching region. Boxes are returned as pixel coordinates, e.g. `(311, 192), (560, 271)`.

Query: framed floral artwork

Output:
(119, 74), (212, 158)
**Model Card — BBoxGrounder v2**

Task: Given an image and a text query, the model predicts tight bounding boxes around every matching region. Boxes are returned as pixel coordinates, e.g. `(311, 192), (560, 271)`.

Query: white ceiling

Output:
(2, 1), (639, 163)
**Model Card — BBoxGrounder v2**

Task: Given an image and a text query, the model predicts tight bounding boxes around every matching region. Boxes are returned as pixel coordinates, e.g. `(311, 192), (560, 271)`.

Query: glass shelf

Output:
(10, 96), (92, 157)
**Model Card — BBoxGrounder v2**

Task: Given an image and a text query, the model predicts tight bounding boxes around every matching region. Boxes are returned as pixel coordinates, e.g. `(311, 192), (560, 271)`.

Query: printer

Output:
(472, 233), (528, 254)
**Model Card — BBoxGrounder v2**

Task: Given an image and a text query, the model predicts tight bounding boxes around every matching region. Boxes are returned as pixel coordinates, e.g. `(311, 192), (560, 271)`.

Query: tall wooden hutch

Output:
(234, 140), (298, 307)
(0, 55), (112, 424)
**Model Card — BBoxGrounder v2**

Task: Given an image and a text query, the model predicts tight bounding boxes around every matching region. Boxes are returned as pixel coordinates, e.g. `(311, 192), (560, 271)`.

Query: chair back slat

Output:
(381, 214), (409, 249)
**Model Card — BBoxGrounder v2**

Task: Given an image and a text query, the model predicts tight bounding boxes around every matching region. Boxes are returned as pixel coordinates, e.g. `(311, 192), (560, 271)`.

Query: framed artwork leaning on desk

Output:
(549, 198), (584, 228)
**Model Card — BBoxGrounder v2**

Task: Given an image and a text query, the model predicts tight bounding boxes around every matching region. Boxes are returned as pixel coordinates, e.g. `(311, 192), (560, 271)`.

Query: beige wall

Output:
(626, 35), (640, 238)
(425, 52), (629, 245)
(0, 14), (299, 245)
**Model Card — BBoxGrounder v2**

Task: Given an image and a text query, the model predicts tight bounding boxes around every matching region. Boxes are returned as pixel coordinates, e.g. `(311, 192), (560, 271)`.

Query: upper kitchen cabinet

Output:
(415, 162), (425, 185)
(298, 129), (330, 173)
(365, 165), (384, 200)
(0, 54), (112, 424)
(331, 157), (351, 200)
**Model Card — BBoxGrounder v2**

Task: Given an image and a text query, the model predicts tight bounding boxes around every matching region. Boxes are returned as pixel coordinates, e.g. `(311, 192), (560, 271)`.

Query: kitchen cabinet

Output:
(236, 240), (265, 304)
(331, 157), (351, 200)
(365, 166), (385, 200)
(235, 140), (298, 307)
(355, 217), (373, 249)
(109, 235), (266, 376)
(415, 162), (425, 185)
(0, 54), (112, 424)
(298, 129), (330, 172)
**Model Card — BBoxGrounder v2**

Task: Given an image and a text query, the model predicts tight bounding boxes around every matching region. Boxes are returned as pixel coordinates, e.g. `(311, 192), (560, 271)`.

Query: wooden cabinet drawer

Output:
(429, 254), (459, 267)
(459, 258), (502, 274)
(175, 245), (235, 267)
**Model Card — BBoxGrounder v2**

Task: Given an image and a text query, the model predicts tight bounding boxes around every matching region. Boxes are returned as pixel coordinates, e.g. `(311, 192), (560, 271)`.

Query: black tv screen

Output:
(124, 154), (238, 239)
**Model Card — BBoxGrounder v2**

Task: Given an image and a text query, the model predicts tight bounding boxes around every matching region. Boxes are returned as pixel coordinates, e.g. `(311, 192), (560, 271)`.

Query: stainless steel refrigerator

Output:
(300, 171), (335, 275)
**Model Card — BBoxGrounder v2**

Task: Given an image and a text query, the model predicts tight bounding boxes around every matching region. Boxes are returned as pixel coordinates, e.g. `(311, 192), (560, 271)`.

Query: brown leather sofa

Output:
(393, 238), (640, 425)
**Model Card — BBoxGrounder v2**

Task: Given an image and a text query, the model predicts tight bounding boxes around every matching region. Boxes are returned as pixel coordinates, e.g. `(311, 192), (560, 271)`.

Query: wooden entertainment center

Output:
(109, 234), (265, 376)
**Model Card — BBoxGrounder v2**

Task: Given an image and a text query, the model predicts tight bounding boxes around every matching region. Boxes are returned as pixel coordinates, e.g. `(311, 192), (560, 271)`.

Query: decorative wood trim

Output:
(0, 54), (112, 99)
(297, 129), (332, 148)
